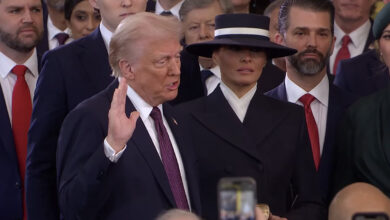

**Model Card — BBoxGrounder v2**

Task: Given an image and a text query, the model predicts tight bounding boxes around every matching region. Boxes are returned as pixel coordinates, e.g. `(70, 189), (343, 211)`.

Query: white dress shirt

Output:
(0, 50), (39, 123)
(201, 65), (221, 95)
(155, 0), (184, 20)
(99, 22), (113, 51)
(47, 16), (71, 49)
(330, 20), (371, 74)
(104, 77), (191, 207)
(284, 74), (329, 155)
(220, 82), (257, 123)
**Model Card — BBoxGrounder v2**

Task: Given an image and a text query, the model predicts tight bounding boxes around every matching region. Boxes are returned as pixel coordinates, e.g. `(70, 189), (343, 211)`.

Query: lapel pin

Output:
(172, 118), (178, 125)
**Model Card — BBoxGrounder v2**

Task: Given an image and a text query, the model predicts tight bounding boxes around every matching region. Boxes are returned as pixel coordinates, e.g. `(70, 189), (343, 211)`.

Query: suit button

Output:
(15, 182), (22, 189)
(257, 163), (264, 173)
(97, 171), (104, 180)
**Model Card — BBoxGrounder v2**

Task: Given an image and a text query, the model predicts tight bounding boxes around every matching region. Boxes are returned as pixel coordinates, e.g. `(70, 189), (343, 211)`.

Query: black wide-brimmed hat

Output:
(186, 13), (297, 58)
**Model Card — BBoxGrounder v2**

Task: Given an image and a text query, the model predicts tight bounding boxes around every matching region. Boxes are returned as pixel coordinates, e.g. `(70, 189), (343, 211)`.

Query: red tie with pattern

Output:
(150, 107), (189, 210)
(299, 94), (320, 171)
(11, 65), (32, 220)
(333, 35), (351, 74)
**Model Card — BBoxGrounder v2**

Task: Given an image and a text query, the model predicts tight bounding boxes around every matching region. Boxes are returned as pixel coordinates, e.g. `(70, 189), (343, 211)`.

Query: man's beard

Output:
(288, 47), (331, 75)
(0, 24), (43, 53)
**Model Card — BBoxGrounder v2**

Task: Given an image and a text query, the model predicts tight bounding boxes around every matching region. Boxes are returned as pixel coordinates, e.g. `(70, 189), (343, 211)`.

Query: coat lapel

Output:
(191, 87), (262, 162)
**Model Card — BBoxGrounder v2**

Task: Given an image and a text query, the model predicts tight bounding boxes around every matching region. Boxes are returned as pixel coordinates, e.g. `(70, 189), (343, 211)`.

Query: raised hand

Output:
(106, 79), (139, 153)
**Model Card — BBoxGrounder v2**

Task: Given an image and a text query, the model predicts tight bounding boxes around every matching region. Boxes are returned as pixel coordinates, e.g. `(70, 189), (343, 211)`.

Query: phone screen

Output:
(219, 177), (256, 220)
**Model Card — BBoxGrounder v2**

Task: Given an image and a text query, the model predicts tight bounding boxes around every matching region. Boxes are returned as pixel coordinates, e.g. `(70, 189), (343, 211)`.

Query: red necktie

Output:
(11, 65), (31, 220)
(150, 107), (189, 210)
(333, 35), (351, 74)
(299, 94), (320, 171)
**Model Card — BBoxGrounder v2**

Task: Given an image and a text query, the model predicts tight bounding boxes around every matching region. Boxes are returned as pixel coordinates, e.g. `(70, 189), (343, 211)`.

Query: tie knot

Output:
(160, 11), (173, 16)
(299, 93), (316, 107)
(201, 69), (213, 81)
(341, 35), (351, 47)
(55, 33), (69, 45)
(150, 107), (163, 122)
(12, 65), (27, 77)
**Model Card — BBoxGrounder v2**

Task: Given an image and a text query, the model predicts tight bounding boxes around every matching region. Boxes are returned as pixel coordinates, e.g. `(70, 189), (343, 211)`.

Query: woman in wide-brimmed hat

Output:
(178, 13), (326, 220)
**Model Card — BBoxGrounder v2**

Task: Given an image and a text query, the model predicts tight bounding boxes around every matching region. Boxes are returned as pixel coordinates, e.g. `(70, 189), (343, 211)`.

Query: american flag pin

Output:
(173, 118), (178, 125)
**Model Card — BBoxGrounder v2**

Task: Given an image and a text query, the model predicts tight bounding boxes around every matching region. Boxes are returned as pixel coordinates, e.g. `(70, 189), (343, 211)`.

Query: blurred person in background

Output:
(64, 0), (101, 41)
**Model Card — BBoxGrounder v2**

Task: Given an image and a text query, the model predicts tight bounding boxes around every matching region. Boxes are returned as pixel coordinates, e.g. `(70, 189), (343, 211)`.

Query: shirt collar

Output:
(0, 49), (39, 79)
(285, 74), (329, 107)
(99, 22), (113, 50)
(47, 16), (70, 41)
(220, 82), (257, 108)
(122, 77), (163, 121)
(155, 0), (183, 19)
(334, 20), (371, 49)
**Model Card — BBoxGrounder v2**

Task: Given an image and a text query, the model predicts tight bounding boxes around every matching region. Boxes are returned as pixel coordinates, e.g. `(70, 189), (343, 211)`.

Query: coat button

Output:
(15, 182), (22, 189)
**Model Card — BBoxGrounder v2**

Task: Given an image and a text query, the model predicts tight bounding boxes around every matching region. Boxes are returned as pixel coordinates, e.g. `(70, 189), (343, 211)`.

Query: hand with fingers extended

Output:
(106, 79), (140, 153)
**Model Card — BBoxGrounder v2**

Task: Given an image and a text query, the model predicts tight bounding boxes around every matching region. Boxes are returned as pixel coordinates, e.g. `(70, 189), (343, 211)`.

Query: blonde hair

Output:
(109, 12), (182, 77)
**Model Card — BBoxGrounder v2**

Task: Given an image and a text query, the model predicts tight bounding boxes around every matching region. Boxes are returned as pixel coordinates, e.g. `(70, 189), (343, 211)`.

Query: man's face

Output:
(268, 7), (280, 43)
(183, 1), (223, 45)
(0, 0), (43, 53)
(333, 0), (375, 23)
(129, 37), (181, 106)
(213, 46), (267, 94)
(90, 0), (147, 32)
(280, 7), (334, 75)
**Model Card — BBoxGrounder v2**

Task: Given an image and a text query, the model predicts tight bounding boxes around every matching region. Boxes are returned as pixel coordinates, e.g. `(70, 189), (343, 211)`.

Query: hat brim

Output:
(186, 37), (297, 59)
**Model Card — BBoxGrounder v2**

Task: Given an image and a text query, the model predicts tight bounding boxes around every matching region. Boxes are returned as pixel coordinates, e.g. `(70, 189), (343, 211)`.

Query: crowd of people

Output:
(0, 0), (389, 219)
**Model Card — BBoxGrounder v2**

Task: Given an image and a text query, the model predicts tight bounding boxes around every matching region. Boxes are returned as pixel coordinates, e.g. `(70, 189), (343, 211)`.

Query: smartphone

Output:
(353, 213), (389, 220)
(218, 177), (257, 220)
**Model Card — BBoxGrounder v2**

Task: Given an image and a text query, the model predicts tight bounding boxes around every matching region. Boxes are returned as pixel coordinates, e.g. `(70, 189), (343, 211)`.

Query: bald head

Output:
(329, 183), (390, 220)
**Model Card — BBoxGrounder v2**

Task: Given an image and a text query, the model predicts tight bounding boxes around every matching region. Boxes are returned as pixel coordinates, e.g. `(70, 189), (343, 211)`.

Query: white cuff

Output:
(103, 138), (126, 163)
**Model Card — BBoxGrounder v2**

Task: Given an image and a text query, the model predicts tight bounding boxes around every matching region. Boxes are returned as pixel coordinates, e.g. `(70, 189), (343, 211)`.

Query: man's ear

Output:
(119, 59), (135, 80)
(274, 32), (285, 45)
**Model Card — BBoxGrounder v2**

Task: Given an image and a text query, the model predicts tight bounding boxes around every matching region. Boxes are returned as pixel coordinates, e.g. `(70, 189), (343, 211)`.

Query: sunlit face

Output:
(379, 24), (390, 67)
(268, 7), (279, 43)
(0, 0), (43, 53)
(67, 1), (100, 40)
(213, 45), (267, 95)
(89, 0), (147, 32)
(128, 37), (181, 106)
(281, 7), (334, 75)
(183, 1), (223, 45)
(333, 0), (375, 23)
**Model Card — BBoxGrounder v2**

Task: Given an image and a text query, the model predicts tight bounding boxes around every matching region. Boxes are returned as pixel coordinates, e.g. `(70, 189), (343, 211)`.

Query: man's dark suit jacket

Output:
(266, 78), (355, 203)
(0, 55), (42, 219)
(26, 28), (113, 220)
(177, 86), (326, 220)
(173, 50), (285, 104)
(56, 80), (201, 219)
(334, 49), (390, 98)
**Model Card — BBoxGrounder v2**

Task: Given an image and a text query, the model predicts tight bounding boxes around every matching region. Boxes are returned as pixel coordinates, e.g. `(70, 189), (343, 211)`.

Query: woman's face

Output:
(379, 24), (390, 67)
(67, 0), (101, 40)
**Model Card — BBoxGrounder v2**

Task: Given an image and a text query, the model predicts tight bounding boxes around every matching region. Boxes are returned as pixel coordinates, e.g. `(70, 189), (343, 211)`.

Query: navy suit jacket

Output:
(266, 79), (355, 203)
(0, 53), (42, 220)
(334, 49), (390, 98)
(56, 80), (201, 219)
(27, 28), (113, 220)
(177, 86), (326, 220)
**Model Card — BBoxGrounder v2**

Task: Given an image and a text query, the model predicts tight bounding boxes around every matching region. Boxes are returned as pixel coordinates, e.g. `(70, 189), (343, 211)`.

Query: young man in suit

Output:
(56, 13), (201, 219)
(266, 0), (355, 204)
(0, 0), (44, 219)
(26, 0), (148, 219)
(181, 13), (326, 220)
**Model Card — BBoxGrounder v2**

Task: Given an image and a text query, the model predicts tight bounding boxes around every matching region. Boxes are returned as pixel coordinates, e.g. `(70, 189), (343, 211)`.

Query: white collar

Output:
(285, 74), (329, 107)
(0, 49), (38, 79)
(155, 0), (183, 19)
(47, 16), (70, 40)
(334, 20), (371, 49)
(99, 22), (113, 50)
(121, 77), (163, 121)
